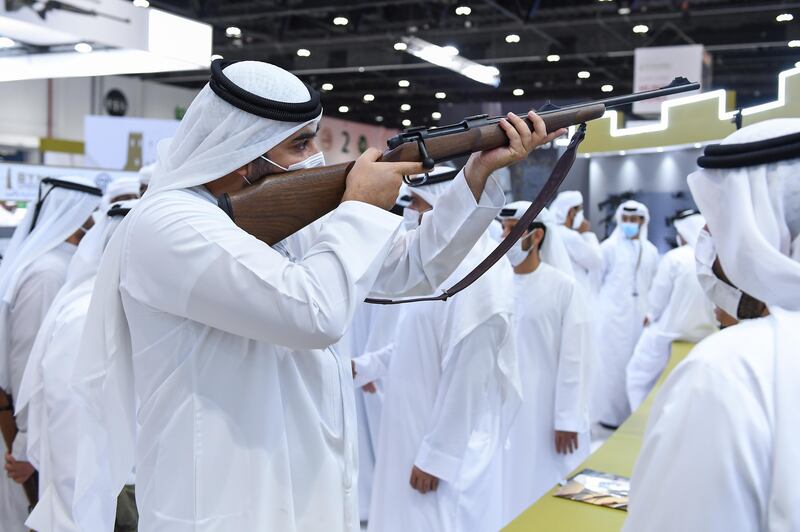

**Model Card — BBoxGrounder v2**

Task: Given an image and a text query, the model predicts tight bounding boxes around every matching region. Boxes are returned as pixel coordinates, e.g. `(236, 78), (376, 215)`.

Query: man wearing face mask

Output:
(624, 211), (717, 411)
(623, 118), (800, 532)
(550, 190), (602, 294)
(367, 178), (519, 532)
(592, 200), (659, 430)
(498, 203), (592, 524)
(0, 176), (101, 531)
(73, 60), (561, 532)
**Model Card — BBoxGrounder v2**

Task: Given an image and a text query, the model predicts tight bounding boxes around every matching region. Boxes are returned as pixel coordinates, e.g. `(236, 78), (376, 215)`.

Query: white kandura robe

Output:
(1, 242), (75, 532)
(623, 314), (792, 532)
(593, 237), (658, 426)
(113, 171), (504, 532)
(503, 263), (592, 525)
(24, 278), (94, 532)
(368, 234), (517, 532)
(555, 225), (602, 294)
(625, 245), (717, 410)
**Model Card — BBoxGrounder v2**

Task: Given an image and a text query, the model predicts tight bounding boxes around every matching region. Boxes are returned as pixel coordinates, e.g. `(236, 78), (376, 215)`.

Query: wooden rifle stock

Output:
(220, 104), (605, 245)
(0, 389), (38, 508)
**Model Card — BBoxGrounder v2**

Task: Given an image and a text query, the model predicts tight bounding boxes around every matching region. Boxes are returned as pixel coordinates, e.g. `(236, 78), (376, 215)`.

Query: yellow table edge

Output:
(504, 341), (695, 532)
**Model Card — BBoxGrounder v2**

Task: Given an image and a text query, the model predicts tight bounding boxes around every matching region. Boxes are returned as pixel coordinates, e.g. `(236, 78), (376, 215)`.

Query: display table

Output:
(504, 341), (695, 531)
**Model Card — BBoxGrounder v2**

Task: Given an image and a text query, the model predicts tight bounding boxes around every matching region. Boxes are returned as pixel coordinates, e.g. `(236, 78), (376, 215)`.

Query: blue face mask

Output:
(621, 221), (640, 238)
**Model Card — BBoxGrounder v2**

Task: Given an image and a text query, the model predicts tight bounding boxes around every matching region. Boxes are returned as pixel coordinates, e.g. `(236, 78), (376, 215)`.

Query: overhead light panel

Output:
(505, 34), (520, 43)
(546, 54), (560, 62)
(435, 91), (446, 99)
(601, 84), (614, 92)
(339, 105), (349, 113)
(400, 103), (411, 111)
(578, 70), (591, 79)
(789, 40), (800, 47)
(297, 48), (311, 56)
(777, 13), (794, 22)
(398, 79), (410, 87)
(363, 93), (375, 102)
(225, 26), (242, 38)
(432, 111), (442, 119)
(402, 119), (412, 126)
(74, 42), (93, 53)
(512, 88), (524, 96)
(321, 83), (333, 91)
(455, 6), (472, 16)
(400, 36), (500, 86)
(633, 24), (649, 33)
(333, 16), (349, 26)
(394, 42), (407, 51)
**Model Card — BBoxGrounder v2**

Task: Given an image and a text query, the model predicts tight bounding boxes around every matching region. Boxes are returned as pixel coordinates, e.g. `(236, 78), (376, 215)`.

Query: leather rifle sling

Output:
(365, 123), (587, 305)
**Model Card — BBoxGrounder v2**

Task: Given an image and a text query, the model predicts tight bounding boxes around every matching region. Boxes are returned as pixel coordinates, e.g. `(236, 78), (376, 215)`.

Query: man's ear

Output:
(532, 227), (545, 246)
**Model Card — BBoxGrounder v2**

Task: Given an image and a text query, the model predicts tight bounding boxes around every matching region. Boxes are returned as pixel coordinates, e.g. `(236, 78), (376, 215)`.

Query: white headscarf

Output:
(687, 118), (800, 532)
(673, 212), (705, 248)
(499, 201), (575, 277)
(0, 176), (101, 390)
(15, 200), (137, 459)
(550, 190), (583, 224)
(138, 163), (156, 186)
(610, 199), (651, 243)
(103, 178), (141, 203)
(72, 60), (323, 504)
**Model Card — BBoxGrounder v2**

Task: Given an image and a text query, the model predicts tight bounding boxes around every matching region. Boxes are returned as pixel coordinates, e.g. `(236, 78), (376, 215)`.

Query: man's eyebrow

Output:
(291, 130), (318, 141)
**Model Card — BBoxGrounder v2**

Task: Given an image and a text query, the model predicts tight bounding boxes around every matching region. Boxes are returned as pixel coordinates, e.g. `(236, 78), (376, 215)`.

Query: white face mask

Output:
(695, 227), (743, 318)
(506, 235), (531, 267)
(402, 207), (420, 231)
(571, 209), (584, 230)
(261, 150), (326, 172)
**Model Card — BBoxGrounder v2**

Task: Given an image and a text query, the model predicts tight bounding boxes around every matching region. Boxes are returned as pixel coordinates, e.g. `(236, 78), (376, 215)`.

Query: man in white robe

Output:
(367, 179), (520, 532)
(623, 118), (800, 532)
(593, 200), (659, 428)
(550, 190), (602, 294)
(625, 211), (717, 410)
(498, 202), (592, 524)
(0, 176), (101, 531)
(15, 201), (136, 532)
(73, 61), (562, 532)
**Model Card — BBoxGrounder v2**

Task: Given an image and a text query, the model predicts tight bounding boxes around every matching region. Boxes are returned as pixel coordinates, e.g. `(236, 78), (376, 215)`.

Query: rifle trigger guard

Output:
(403, 172), (430, 186)
(415, 137), (435, 170)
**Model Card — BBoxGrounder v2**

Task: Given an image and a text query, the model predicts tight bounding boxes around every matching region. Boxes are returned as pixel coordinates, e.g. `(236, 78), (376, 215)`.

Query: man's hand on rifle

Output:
(464, 111), (566, 201)
(4, 452), (34, 484)
(343, 148), (425, 210)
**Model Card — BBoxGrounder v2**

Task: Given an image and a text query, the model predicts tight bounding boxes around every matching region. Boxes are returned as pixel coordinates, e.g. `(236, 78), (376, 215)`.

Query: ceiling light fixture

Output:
(338, 105), (349, 113)
(632, 24), (649, 33)
(432, 111), (442, 119)
(618, 7), (631, 15)
(789, 40), (800, 47)
(513, 88), (524, 96)
(601, 84), (614, 92)
(400, 103), (411, 111)
(333, 16), (349, 26)
(505, 34), (520, 43)
(321, 83), (333, 91)
(402, 119), (412, 126)
(399, 36), (500, 86)
(578, 70), (591, 79)
(435, 92), (446, 99)
(376, 115), (384, 122)
(398, 79), (410, 87)
(777, 13), (794, 22)
(546, 54), (560, 62)
(363, 93), (375, 102)
(394, 42), (407, 51)
(455, 6), (471, 16)
(225, 26), (242, 38)
(297, 48), (311, 56)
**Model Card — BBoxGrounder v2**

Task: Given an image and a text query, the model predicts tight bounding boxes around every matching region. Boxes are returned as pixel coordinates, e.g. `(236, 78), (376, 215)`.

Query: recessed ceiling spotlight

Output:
(363, 94), (375, 102)
(546, 54), (560, 62)
(333, 16), (348, 26)
(435, 91), (446, 99)
(398, 79), (410, 87)
(225, 26), (242, 38)
(505, 34), (520, 43)
(777, 13), (794, 22)
(400, 103), (411, 111)
(432, 111), (442, 119)
(578, 70), (591, 79)
(338, 105), (349, 113)
(513, 88), (524, 96)
(601, 84), (614, 92)
(394, 42), (408, 51)
(402, 118), (412, 126)
(618, 7), (631, 15)
(321, 83), (333, 91)
(376, 115), (384, 122)
(455, 6), (471, 16)
(297, 48), (311, 56)
(632, 24), (649, 34)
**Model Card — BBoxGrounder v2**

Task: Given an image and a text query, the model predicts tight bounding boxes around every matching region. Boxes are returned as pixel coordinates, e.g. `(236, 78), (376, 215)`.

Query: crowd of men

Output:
(0, 60), (796, 532)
